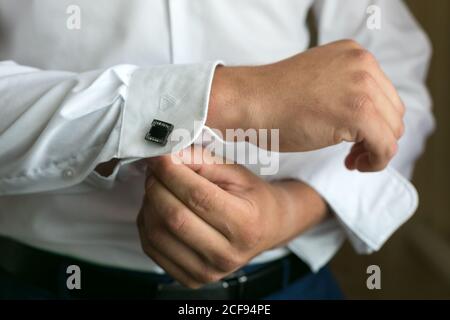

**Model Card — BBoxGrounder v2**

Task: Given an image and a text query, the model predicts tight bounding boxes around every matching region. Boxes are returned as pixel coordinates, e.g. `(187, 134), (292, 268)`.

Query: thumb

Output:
(176, 146), (254, 186)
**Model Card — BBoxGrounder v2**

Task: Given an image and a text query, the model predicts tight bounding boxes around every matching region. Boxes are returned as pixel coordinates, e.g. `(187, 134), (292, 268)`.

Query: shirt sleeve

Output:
(286, 0), (434, 271)
(0, 61), (221, 195)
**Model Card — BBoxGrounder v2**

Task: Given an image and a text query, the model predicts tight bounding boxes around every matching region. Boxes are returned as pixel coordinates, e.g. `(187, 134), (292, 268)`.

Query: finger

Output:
(137, 216), (203, 288)
(369, 63), (405, 116)
(147, 180), (234, 265)
(345, 46), (405, 116)
(147, 225), (225, 284)
(366, 75), (404, 139)
(356, 109), (398, 172)
(345, 142), (366, 170)
(147, 156), (242, 235)
(147, 247), (203, 288)
(177, 146), (254, 186)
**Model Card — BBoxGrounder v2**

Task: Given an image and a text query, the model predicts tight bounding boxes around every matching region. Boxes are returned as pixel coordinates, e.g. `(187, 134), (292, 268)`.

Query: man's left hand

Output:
(137, 148), (327, 288)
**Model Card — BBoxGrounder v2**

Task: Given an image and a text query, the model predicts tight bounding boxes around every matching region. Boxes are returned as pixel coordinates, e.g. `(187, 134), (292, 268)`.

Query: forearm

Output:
(270, 180), (330, 248)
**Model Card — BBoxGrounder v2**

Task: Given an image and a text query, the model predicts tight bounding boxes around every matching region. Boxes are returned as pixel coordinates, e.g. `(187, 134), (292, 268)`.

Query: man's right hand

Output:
(207, 40), (405, 172)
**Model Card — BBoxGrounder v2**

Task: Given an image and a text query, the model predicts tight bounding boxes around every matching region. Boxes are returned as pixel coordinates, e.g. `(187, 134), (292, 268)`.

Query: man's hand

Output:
(207, 40), (405, 172)
(137, 149), (328, 288)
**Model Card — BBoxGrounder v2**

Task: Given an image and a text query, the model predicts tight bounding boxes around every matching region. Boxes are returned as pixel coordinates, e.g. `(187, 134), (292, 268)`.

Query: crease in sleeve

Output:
(0, 67), (130, 195)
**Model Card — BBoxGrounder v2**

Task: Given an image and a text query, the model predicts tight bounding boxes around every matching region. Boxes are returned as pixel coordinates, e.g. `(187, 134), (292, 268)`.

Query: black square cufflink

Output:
(145, 119), (174, 146)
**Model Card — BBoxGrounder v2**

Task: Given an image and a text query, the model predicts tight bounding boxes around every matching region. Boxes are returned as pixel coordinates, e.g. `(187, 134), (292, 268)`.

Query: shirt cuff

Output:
(118, 61), (222, 159)
(291, 143), (418, 257)
(287, 218), (346, 272)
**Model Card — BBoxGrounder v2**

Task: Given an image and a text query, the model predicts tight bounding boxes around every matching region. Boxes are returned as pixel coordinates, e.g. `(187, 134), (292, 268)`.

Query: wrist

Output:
(207, 65), (263, 132)
(265, 182), (298, 248)
(269, 180), (330, 247)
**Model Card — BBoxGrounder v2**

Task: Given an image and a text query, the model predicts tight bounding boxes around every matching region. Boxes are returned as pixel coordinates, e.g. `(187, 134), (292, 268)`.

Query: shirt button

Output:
(62, 168), (75, 179)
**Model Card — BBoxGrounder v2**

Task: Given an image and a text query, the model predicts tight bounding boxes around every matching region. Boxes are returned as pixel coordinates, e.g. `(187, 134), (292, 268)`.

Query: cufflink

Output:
(145, 119), (174, 146)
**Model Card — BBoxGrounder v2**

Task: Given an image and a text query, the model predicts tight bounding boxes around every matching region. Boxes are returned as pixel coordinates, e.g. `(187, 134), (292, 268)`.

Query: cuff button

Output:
(145, 119), (174, 146)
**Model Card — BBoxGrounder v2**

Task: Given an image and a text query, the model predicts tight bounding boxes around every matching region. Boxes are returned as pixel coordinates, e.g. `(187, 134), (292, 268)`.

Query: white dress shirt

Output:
(0, 0), (434, 273)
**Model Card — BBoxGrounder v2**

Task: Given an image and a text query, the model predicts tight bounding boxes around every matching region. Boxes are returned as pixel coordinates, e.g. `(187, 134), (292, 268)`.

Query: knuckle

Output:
(212, 250), (243, 273)
(189, 187), (215, 212)
(348, 48), (376, 65)
(165, 207), (188, 234)
(197, 265), (222, 284)
(333, 127), (358, 144)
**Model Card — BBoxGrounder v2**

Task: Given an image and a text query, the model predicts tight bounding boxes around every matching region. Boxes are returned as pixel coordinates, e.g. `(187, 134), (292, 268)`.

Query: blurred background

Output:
(328, 0), (450, 299)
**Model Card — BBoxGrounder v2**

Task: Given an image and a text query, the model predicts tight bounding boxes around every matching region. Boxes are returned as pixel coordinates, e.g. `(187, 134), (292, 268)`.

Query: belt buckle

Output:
(156, 270), (250, 299)
(222, 270), (248, 299)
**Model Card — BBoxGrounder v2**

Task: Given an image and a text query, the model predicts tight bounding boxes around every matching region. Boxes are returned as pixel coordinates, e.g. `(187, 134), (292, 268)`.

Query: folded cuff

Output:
(296, 143), (418, 254)
(119, 61), (222, 159)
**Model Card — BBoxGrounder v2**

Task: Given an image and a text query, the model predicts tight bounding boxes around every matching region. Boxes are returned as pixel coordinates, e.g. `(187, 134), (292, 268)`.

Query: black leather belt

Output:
(0, 236), (310, 299)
